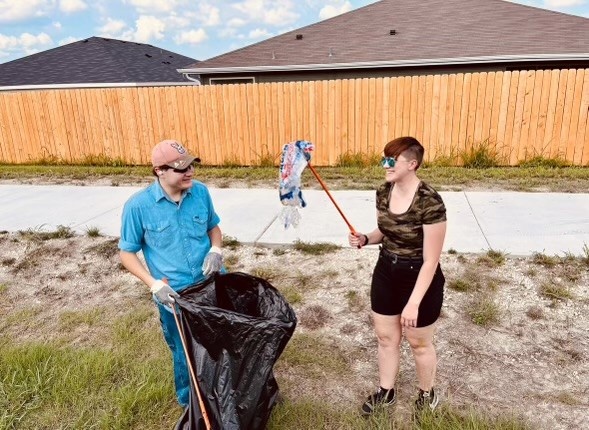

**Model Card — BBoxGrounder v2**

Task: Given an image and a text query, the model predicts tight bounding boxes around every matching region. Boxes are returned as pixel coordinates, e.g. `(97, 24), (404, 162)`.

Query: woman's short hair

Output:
(383, 136), (424, 169)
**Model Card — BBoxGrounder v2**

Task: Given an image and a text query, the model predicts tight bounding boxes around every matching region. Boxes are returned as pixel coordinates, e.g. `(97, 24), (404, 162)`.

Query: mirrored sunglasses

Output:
(380, 156), (397, 168)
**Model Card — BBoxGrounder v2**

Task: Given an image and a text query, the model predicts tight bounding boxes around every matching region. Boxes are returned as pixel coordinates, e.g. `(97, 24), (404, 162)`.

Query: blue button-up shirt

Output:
(118, 179), (220, 291)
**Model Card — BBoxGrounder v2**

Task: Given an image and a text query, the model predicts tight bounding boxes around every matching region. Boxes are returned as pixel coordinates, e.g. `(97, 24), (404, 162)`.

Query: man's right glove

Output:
(150, 280), (179, 306)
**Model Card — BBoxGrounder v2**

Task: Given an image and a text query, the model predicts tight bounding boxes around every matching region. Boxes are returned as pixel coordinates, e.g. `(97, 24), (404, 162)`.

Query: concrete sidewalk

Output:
(1, 184), (588, 256)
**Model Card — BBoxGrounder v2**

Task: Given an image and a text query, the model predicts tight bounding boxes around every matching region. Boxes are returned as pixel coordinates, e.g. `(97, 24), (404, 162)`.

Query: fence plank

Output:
(566, 70), (584, 163)
(576, 71), (589, 165)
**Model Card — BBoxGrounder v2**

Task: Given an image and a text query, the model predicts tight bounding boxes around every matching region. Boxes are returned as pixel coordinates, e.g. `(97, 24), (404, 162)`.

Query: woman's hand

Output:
(401, 302), (419, 328)
(348, 232), (366, 248)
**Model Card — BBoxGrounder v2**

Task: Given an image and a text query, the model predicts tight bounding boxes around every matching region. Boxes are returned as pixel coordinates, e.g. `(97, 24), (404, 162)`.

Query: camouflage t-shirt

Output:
(376, 181), (446, 258)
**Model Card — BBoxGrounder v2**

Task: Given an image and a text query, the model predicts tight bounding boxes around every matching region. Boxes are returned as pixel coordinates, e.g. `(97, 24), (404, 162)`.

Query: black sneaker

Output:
(361, 387), (396, 415)
(414, 388), (439, 412)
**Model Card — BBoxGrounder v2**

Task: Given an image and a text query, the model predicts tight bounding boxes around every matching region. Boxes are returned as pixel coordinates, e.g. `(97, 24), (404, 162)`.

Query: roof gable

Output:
(185, 0), (589, 72)
(0, 37), (198, 86)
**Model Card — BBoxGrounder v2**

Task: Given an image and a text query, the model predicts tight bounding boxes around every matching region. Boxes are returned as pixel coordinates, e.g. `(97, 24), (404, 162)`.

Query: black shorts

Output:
(370, 250), (445, 327)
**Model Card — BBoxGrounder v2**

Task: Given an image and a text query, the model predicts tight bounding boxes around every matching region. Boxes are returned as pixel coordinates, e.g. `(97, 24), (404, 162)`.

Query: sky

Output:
(1, 0), (588, 64)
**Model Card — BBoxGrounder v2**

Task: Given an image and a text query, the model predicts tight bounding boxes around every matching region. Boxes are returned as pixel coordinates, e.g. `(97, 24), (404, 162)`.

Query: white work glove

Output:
(150, 280), (179, 306)
(202, 246), (223, 277)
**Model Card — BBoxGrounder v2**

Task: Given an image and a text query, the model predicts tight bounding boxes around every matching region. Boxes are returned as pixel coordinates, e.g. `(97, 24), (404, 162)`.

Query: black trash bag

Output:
(173, 272), (297, 430)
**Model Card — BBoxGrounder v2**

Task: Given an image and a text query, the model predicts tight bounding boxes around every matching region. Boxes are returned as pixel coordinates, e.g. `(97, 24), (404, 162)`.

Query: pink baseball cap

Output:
(151, 140), (199, 169)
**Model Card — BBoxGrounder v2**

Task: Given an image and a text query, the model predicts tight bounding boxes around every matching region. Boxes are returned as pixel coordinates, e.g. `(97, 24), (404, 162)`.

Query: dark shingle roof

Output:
(183, 0), (589, 72)
(0, 36), (198, 86)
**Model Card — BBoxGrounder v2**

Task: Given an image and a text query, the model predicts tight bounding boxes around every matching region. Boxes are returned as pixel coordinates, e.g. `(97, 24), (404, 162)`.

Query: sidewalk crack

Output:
(463, 192), (492, 250)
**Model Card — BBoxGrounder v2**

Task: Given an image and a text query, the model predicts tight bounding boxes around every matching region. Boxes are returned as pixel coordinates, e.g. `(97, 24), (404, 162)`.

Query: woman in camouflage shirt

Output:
(348, 136), (447, 416)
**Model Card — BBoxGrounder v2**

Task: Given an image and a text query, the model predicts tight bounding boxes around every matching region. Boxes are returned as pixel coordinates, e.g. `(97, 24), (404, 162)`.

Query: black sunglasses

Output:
(160, 161), (198, 174)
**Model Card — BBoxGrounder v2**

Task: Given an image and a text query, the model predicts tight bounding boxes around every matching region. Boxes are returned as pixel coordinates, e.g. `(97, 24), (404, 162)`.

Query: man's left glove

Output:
(202, 246), (223, 276)
(150, 279), (179, 306)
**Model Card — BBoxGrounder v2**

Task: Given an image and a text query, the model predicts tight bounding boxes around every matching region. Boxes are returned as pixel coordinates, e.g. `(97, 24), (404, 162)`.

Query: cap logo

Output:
(171, 142), (186, 154)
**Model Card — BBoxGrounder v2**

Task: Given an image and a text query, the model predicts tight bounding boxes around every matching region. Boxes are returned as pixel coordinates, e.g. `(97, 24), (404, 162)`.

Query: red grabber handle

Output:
(306, 163), (363, 248)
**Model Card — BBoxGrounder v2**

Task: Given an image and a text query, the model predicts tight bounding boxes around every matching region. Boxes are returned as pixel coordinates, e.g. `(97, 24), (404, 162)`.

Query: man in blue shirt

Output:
(119, 139), (223, 407)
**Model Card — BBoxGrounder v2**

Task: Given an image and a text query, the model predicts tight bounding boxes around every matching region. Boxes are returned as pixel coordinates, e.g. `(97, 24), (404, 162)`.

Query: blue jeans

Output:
(157, 302), (190, 407)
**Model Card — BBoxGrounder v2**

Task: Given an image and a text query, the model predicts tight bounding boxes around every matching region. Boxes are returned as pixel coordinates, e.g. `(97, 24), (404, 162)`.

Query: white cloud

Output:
(59, 0), (88, 13)
(98, 17), (128, 35)
(248, 28), (271, 39)
(197, 3), (220, 26)
(0, 32), (53, 54)
(167, 13), (191, 28)
(134, 15), (166, 42)
(0, 0), (51, 22)
(319, 1), (353, 20)
(233, 0), (299, 26)
(53, 21), (62, 29)
(174, 28), (208, 45)
(19, 32), (52, 48)
(125, 0), (176, 13)
(227, 17), (247, 28)
(58, 36), (79, 45)
(544, 0), (586, 6)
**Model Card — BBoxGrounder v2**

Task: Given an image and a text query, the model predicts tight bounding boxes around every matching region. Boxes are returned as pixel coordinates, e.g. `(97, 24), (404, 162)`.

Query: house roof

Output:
(0, 37), (198, 86)
(181, 0), (589, 74)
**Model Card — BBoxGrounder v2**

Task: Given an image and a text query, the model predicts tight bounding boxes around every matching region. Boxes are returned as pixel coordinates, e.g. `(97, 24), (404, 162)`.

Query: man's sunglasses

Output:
(161, 161), (197, 174)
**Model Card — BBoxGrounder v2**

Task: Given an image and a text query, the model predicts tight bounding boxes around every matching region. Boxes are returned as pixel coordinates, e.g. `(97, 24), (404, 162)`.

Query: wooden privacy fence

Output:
(0, 68), (588, 166)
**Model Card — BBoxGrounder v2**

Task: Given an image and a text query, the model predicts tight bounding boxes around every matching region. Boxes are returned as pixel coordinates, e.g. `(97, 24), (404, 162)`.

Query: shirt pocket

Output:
(187, 211), (208, 239)
(144, 221), (172, 248)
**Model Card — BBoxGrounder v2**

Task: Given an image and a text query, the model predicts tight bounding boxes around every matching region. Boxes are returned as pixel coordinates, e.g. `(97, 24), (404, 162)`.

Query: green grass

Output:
(18, 225), (75, 241)
(467, 295), (501, 326)
(539, 283), (574, 302)
(293, 240), (341, 255)
(85, 226), (102, 238)
(0, 328), (178, 429)
(1, 164), (589, 192)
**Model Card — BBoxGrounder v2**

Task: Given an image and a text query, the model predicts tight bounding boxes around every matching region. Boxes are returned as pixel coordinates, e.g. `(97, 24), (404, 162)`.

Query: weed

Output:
(555, 392), (581, 406)
(293, 240), (340, 255)
(447, 278), (473, 292)
(273, 248), (287, 256)
(460, 140), (501, 168)
(298, 305), (331, 329)
(222, 156), (242, 168)
(468, 295), (500, 326)
(518, 156), (569, 168)
(345, 290), (364, 311)
(252, 146), (278, 167)
(335, 151), (380, 168)
(77, 154), (127, 167)
(476, 249), (506, 267)
(224, 253), (240, 270)
(0, 284), (7, 294)
(223, 235), (241, 250)
(85, 226), (102, 238)
(531, 252), (559, 267)
(457, 254), (468, 264)
(1, 257), (16, 266)
(539, 282), (574, 302)
(85, 238), (118, 258)
(278, 286), (303, 305)
(582, 243), (589, 266)
(19, 225), (75, 241)
(525, 306), (544, 320)
(251, 266), (281, 282)
(447, 248), (458, 255)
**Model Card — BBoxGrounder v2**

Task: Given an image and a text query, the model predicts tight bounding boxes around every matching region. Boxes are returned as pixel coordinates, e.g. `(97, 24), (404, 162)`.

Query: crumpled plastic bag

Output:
(278, 140), (314, 228)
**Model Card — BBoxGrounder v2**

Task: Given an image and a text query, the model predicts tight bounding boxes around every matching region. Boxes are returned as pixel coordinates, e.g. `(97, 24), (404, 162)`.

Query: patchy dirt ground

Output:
(0, 230), (587, 429)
